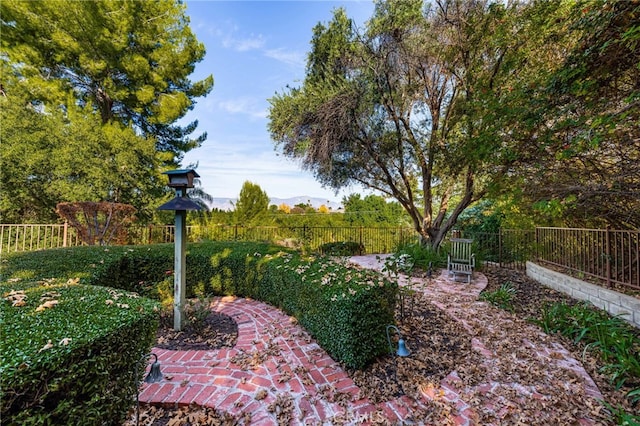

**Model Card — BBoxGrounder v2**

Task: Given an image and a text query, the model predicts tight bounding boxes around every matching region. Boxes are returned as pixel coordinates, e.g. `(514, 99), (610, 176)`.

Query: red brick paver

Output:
(138, 256), (605, 425)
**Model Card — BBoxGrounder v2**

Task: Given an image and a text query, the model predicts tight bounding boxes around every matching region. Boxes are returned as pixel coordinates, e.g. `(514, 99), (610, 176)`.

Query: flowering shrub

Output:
(2, 241), (397, 385)
(257, 252), (397, 369)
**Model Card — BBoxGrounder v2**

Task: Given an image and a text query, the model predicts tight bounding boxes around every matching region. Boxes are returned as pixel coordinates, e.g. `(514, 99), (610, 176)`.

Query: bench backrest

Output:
(450, 238), (474, 263)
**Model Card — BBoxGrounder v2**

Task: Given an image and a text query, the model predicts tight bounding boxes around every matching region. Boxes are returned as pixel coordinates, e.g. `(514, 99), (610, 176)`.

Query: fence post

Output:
(535, 228), (540, 263)
(63, 221), (68, 248)
(498, 229), (503, 268)
(234, 224), (238, 240)
(605, 226), (611, 288)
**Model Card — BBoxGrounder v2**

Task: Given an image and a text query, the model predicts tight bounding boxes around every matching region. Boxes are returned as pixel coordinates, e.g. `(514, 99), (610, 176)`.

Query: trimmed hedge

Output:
(1, 241), (397, 423)
(255, 252), (396, 368)
(1, 280), (158, 425)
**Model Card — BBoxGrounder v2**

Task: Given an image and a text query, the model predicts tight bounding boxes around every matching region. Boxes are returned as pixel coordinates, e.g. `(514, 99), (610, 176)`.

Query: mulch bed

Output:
(125, 268), (639, 425)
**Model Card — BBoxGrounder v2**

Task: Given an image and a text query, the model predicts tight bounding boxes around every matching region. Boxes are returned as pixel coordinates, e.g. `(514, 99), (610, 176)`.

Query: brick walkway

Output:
(139, 256), (604, 425)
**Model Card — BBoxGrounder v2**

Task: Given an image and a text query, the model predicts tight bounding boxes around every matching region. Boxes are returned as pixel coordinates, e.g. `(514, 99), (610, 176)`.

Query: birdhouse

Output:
(163, 169), (200, 189)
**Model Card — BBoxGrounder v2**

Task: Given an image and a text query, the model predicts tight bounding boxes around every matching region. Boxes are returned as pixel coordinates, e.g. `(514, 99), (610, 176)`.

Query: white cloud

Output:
(218, 97), (267, 119)
(222, 33), (265, 52)
(264, 48), (306, 68)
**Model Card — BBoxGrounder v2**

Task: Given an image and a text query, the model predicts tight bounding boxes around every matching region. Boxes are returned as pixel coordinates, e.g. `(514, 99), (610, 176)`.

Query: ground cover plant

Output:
(1, 278), (159, 425)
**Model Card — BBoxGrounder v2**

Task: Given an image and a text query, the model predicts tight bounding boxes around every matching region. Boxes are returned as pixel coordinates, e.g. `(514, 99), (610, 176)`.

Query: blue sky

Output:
(180, 1), (375, 201)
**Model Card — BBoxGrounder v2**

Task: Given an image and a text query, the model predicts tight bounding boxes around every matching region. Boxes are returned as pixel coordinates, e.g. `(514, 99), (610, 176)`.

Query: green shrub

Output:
(480, 282), (516, 312)
(255, 253), (397, 369)
(1, 279), (159, 425)
(1, 241), (396, 396)
(394, 242), (447, 271)
(318, 241), (365, 256)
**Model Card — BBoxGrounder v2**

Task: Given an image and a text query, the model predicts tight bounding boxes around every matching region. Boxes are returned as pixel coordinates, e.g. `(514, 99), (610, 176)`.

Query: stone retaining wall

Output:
(526, 261), (640, 328)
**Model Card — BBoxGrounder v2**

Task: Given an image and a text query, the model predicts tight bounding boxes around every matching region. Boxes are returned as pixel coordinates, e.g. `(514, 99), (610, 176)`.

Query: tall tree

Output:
(234, 181), (270, 225)
(1, 0), (213, 164)
(269, 0), (525, 248)
(513, 0), (640, 229)
(0, 79), (163, 222)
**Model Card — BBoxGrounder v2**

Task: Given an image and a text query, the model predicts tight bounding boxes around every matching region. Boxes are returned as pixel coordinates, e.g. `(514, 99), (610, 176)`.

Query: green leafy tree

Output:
(234, 181), (270, 225)
(343, 194), (407, 227)
(1, 0), (213, 164)
(0, 82), (163, 223)
(269, 1), (528, 248)
(510, 0), (640, 229)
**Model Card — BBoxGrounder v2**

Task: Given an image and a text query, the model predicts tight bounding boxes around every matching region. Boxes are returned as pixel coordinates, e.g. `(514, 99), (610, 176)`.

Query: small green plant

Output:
(602, 401), (640, 425)
(318, 241), (365, 256)
(381, 253), (415, 278)
(389, 242), (445, 271)
(479, 282), (516, 312)
(184, 297), (212, 332)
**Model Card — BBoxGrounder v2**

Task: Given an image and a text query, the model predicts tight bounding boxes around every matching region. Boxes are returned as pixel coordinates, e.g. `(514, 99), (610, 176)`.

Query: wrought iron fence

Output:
(0, 223), (82, 254)
(535, 227), (639, 291)
(1, 223), (416, 256)
(3, 222), (638, 291)
(130, 224), (416, 255)
(461, 229), (536, 272)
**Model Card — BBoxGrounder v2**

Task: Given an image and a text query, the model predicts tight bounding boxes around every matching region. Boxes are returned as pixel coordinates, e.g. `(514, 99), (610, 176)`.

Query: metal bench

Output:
(447, 238), (475, 283)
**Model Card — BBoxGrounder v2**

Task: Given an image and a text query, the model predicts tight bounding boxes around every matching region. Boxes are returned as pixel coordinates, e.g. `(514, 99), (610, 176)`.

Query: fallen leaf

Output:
(59, 338), (72, 346)
(4, 289), (27, 306)
(38, 340), (53, 352)
(35, 300), (59, 312)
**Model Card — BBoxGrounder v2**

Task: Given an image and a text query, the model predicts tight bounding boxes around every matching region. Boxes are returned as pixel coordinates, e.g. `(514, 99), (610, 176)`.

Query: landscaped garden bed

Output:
(1, 242), (396, 424)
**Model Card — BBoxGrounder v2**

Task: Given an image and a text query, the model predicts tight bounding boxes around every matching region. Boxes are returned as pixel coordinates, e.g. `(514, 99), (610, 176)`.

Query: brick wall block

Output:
(526, 262), (639, 329)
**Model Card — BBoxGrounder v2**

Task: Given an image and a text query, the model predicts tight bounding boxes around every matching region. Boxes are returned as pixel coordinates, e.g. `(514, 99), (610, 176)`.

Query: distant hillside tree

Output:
(343, 194), (408, 227)
(234, 181), (269, 224)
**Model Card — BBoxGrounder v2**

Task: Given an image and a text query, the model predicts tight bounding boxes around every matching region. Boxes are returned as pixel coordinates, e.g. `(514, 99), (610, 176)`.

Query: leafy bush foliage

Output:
(1, 279), (159, 425)
(255, 253), (397, 369)
(394, 242), (447, 271)
(319, 241), (365, 256)
(479, 282), (516, 312)
(1, 240), (397, 414)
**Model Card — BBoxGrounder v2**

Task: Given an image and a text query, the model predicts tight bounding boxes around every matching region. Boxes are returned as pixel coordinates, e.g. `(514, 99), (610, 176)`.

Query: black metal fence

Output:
(461, 228), (639, 291)
(2, 223), (638, 291)
(129, 224), (417, 255)
(462, 230), (536, 272)
(535, 227), (639, 291)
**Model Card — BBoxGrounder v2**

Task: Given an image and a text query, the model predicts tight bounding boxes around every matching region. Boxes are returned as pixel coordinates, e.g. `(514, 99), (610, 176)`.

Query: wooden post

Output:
(174, 209), (187, 331)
